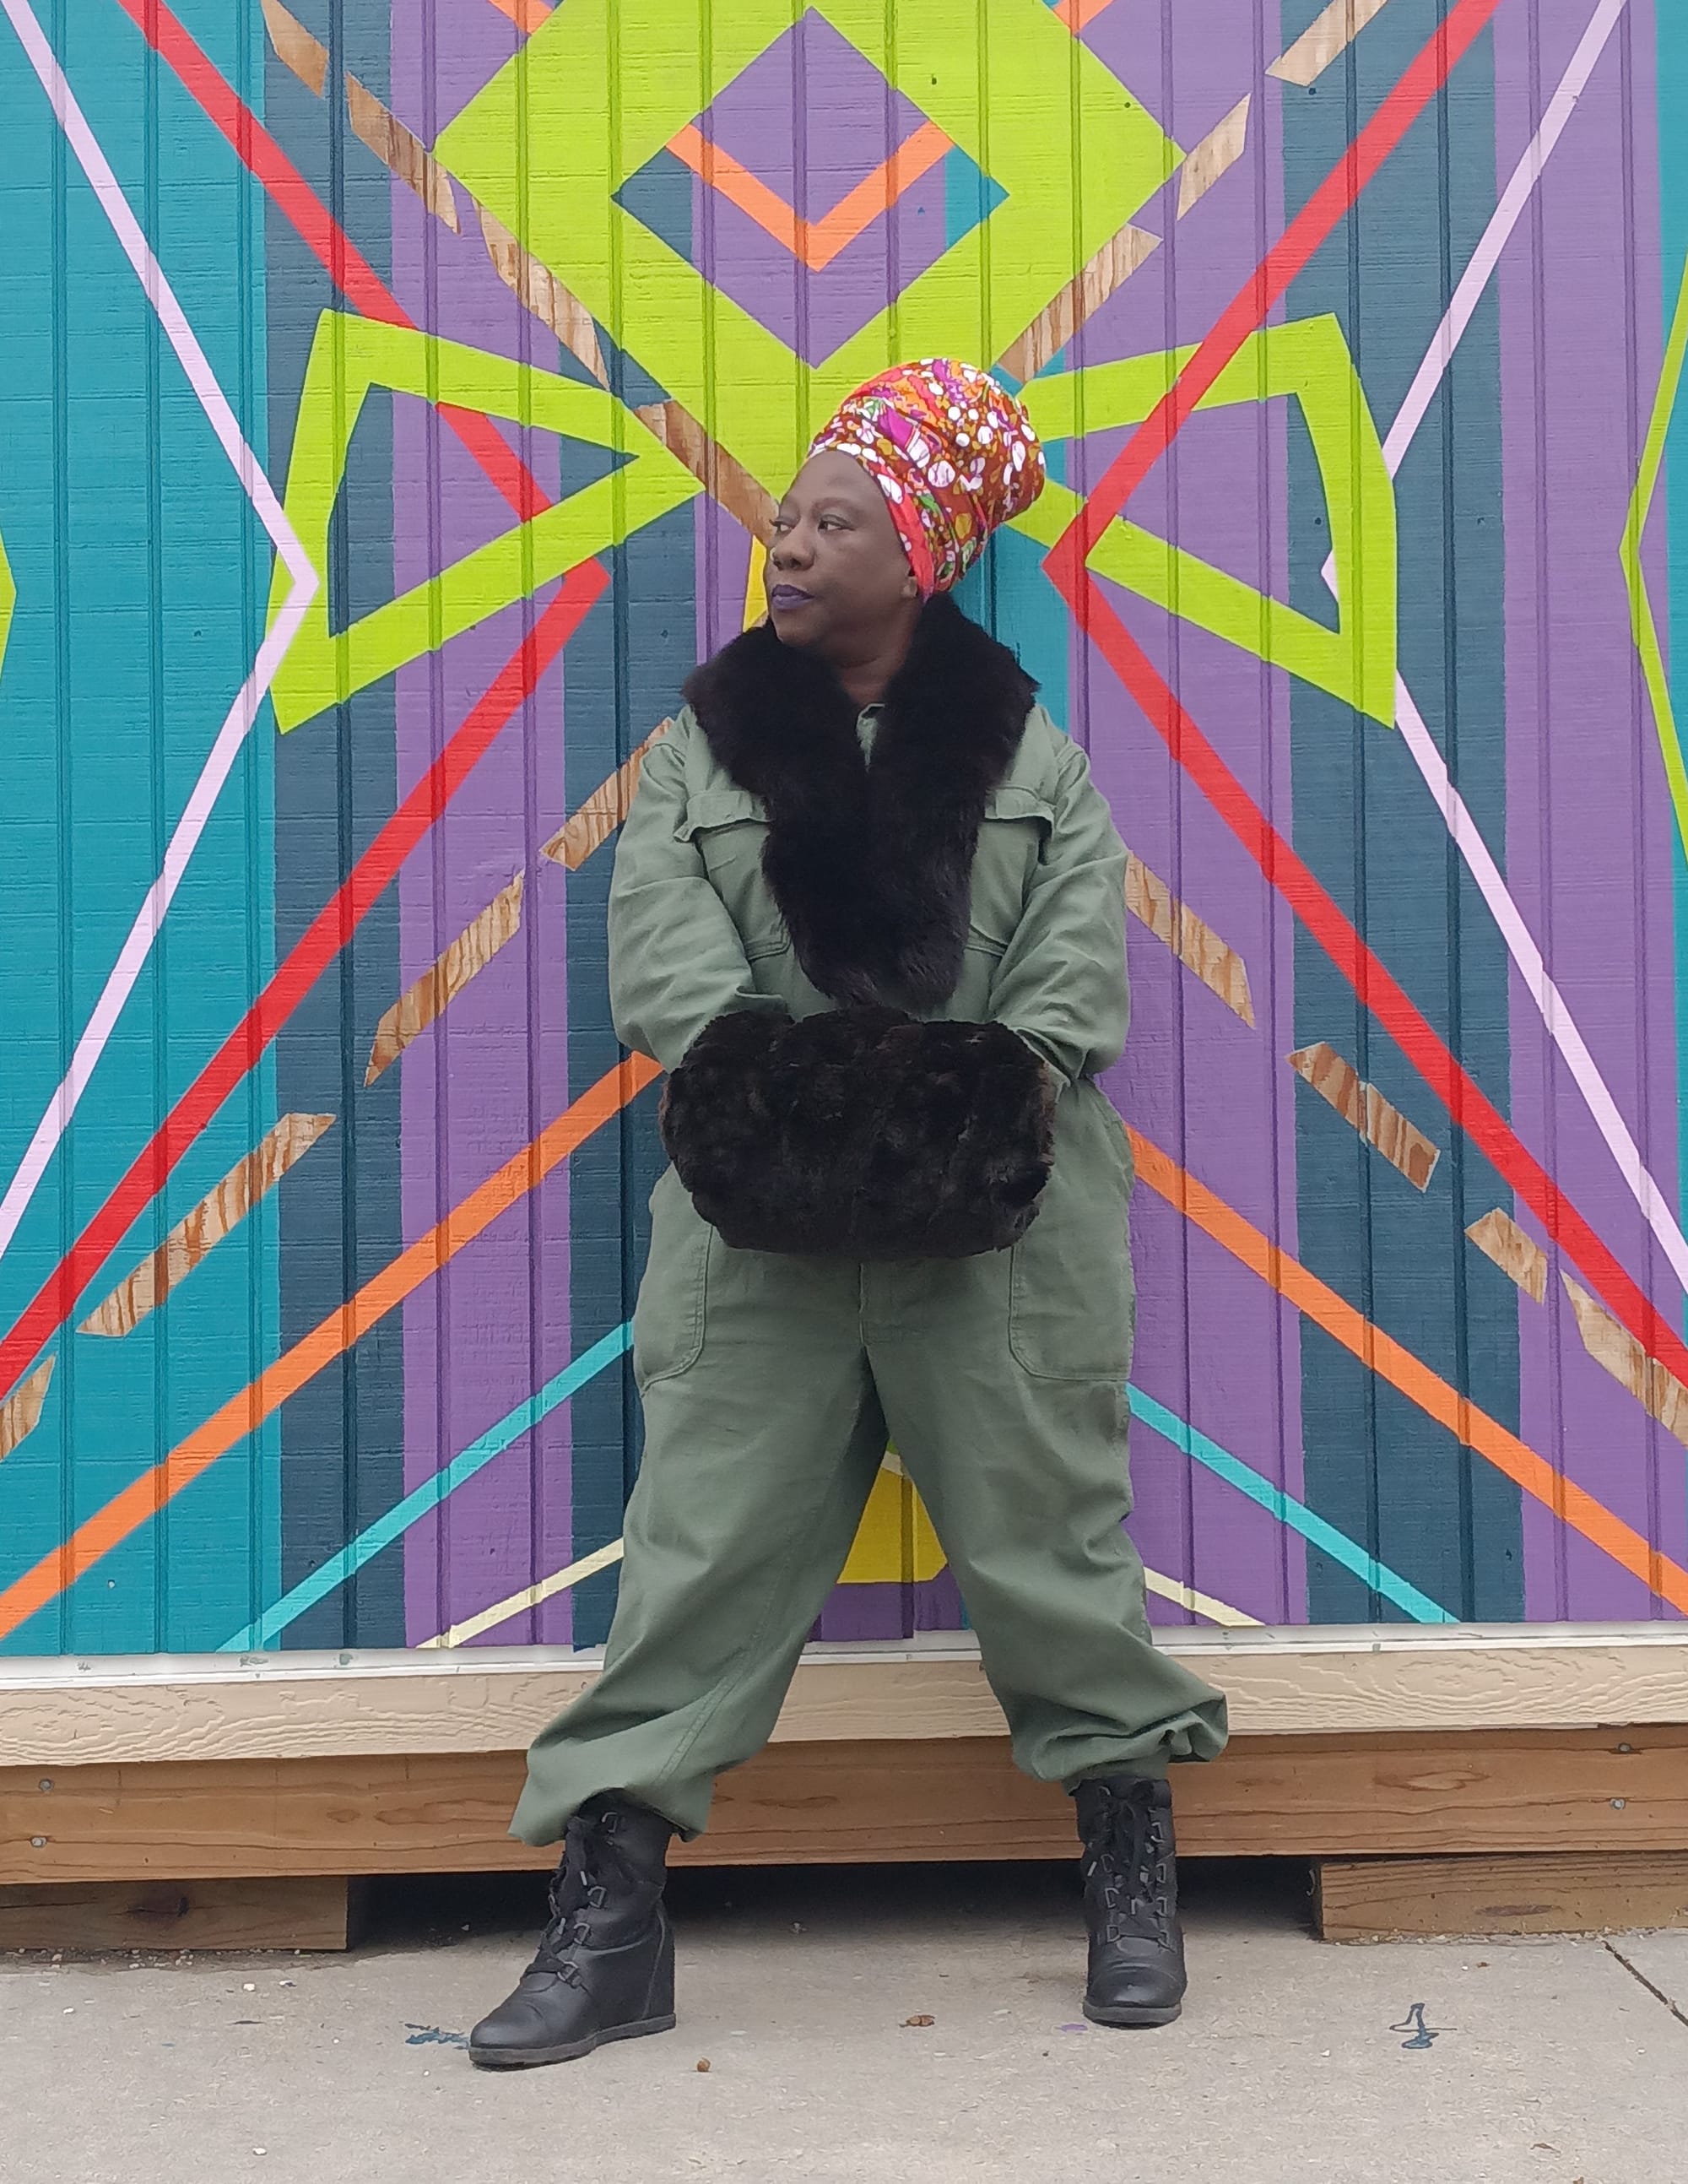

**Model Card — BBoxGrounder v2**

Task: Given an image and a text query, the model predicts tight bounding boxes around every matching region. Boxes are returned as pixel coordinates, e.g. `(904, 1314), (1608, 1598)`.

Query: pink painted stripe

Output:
(1312, 0), (1685, 1298)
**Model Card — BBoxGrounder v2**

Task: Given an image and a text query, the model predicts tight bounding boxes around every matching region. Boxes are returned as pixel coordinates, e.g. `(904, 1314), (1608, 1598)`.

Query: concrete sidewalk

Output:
(4, 1862), (1684, 2184)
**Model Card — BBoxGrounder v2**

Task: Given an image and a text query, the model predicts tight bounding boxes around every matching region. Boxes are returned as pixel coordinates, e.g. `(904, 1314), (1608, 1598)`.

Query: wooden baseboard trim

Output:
(0, 1875), (361, 1952)
(6, 1624), (1688, 1767)
(1316, 1851), (1688, 1941)
(5, 1726), (1687, 1884)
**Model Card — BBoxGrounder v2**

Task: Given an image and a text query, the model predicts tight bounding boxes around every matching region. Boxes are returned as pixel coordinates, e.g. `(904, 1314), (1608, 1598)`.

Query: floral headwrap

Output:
(808, 358), (1046, 596)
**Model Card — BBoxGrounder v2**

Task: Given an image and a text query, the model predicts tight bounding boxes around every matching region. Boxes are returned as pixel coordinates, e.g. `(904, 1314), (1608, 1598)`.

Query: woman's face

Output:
(765, 449), (922, 661)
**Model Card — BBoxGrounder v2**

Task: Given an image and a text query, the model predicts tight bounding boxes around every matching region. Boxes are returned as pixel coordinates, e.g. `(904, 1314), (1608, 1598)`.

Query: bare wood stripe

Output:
(259, 0), (327, 97)
(477, 206), (609, 387)
(1177, 95), (1251, 219)
(78, 1117), (336, 1341)
(1125, 854), (1256, 1027)
(1287, 1042), (1441, 1191)
(1466, 1207), (1549, 1307)
(365, 875), (524, 1087)
(635, 402), (777, 545)
(998, 222), (1160, 384)
(1562, 1274), (1688, 1447)
(541, 724), (670, 872)
(0, 1358), (53, 1463)
(1268, 0), (1394, 88)
(345, 77), (459, 232)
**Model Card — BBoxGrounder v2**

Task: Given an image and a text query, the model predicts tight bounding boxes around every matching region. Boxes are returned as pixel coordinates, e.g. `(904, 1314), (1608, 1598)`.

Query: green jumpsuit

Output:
(513, 699), (1229, 1844)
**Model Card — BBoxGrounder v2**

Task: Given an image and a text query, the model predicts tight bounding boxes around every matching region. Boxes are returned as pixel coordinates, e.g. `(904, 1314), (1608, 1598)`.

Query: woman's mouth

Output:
(767, 584), (815, 611)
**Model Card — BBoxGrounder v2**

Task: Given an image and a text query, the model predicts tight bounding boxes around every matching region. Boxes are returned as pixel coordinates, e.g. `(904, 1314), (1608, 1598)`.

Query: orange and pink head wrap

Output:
(808, 358), (1047, 596)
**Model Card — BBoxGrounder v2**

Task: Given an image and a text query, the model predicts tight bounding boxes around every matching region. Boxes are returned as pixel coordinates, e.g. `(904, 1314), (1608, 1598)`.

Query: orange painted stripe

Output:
(484, 0), (552, 31)
(670, 119), (951, 273)
(670, 126), (803, 256)
(1052, 0), (1116, 30)
(807, 120), (950, 268)
(0, 1055), (659, 1644)
(1129, 1127), (1688, 1615)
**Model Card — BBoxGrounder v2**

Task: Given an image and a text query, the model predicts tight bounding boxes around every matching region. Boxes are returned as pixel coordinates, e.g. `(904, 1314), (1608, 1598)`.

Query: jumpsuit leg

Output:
(513, 1168), (888, 1843)
(868, 1087), (1229, 1787)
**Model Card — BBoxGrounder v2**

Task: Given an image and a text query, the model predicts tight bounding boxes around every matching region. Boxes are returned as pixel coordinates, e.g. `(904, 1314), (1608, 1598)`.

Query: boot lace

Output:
(527, 1812), (612, 1984)
(1085, 1788), (1171, 1946)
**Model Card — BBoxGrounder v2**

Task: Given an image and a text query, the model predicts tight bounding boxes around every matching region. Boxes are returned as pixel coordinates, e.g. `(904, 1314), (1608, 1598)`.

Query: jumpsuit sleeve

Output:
(607, 717), (786, 1072)
(988, 731), (1130, 1092)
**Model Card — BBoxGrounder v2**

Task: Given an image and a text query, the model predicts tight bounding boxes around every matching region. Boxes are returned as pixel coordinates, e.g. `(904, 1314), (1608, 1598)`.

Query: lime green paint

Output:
(0, 528), (13, 686)
(1624, 248), (1688, 858)
(434, 0), (1180, 496)
(265, 314), (701, 732)
(1015, 319), (1398, 725)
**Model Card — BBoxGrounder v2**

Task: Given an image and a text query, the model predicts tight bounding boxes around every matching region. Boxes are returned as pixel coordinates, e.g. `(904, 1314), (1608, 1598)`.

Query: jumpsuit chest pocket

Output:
(676, 789), (788, 962)
(967, 784), (1055, 957)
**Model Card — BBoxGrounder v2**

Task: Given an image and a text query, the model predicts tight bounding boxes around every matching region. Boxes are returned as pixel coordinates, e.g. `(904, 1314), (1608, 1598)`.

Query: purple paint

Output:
(684, 16), (956, 364)
(391, 1), (580, 1647)
(1074, 17), (1306, 1624)
(698, 16), (928, 206)
(815, 1568), (966, 1645)
(1496, 0), (1685, 1619)
(690, 171), (957, 366)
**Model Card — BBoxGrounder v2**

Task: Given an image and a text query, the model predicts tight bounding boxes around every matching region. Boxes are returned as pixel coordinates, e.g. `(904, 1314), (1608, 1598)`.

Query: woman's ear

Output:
(901, 567), (922, 602)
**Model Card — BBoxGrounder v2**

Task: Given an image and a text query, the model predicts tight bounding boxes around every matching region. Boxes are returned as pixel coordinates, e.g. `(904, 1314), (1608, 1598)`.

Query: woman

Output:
(469, 360), (1229, 2068)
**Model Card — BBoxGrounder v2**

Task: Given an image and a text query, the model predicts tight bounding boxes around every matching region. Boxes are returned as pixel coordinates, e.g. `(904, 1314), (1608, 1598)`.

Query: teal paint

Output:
(1281, 0), (1523, 1622)
(1128, 1388), (1455, 1623)
(0, 0), (277, 1655)
(222, 1322), (635, 1651)
(1658, 6), (1688, 1294)
(944, 145), (1008, 255)
(264, 0), (403, 1651)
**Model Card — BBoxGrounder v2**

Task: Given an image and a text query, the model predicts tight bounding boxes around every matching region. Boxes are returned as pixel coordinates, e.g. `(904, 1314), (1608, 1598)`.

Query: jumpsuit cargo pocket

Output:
(632, 1166), (712, 1388)
(1007, 1089), (1136, 1383)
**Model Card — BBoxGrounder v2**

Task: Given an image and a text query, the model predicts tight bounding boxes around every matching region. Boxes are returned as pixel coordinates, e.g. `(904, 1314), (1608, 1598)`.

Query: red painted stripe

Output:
(114, 0), (548, 522)
(0, 5), (607, 1401)
(1045, 0), (1688, 1389)
(0, 566), (605, 1407)
(1056, 0), (1507, 565)
(1068, 600), (1688, 1397)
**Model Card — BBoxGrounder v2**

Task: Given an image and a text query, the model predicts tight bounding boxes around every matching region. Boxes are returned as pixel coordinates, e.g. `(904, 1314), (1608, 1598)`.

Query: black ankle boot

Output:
(1074, 1774), (1186, 2028)
(469, 1798), (677, 2068)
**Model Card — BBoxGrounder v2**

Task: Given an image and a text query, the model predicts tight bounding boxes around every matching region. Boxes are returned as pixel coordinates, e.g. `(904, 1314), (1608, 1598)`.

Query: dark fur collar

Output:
(682, 594), (1036, 1008)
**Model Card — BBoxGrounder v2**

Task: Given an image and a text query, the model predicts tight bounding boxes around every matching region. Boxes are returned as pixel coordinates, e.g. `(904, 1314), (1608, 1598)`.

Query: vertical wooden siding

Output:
(0, 0), (1681, 1658)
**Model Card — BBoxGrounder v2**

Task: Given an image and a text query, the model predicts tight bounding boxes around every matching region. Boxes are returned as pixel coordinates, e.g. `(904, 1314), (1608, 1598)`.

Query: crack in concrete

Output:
(1603, 1939), (1688, 2032)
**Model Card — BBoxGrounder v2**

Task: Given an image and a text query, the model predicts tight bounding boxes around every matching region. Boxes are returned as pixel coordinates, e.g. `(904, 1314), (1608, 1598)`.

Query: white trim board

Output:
(3, 1624), (1688, 1766)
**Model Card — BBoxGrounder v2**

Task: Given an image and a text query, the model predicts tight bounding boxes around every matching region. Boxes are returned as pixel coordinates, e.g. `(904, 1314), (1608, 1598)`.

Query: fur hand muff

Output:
(658, 1005), (1057, 1260)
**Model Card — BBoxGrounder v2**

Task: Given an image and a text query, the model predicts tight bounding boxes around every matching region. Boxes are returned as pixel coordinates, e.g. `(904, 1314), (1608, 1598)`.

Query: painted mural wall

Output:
(0, 0), (1684, 1661)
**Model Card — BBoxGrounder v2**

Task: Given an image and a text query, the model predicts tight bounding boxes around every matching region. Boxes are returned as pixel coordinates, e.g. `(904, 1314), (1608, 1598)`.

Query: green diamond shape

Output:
(264, 312), (700, 731)
(436, 0), (1181, 498)
(1016, 317), (1398, 725)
